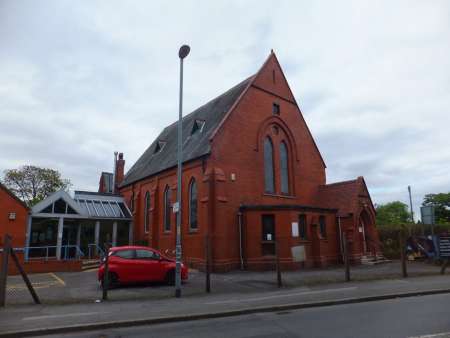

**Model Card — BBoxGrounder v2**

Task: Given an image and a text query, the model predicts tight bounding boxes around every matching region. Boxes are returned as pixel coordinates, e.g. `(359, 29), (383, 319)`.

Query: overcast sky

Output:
(1, 1), (449, 219)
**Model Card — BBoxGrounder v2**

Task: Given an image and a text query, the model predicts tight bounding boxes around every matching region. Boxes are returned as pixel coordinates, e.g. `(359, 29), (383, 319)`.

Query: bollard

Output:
(102, 243), (110, 300)
(0, 235), (11, 307)
(343, 236), (351, 282)
(275, 239), (282, 288)
(399, 231), (408, 278)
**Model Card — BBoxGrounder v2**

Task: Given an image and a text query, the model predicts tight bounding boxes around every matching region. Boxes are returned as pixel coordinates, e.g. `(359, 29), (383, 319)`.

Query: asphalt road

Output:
(37, 293), (450, 338)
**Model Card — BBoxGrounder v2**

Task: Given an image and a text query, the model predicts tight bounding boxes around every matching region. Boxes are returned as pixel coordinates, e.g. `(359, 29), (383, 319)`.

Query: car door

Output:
(135, 249), (162, 281)
(111, 249), (136, 283)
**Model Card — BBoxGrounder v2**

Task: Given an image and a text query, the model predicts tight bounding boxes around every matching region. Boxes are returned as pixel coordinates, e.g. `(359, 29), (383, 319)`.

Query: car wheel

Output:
(165, 270), (175, 286)
(101, 272), (119, 289)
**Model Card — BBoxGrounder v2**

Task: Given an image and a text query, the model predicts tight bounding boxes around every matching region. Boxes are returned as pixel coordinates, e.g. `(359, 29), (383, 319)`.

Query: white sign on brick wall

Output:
(291, 222), (299, 237)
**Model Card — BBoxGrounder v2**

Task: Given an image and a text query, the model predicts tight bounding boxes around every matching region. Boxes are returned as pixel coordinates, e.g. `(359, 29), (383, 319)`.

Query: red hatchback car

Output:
(98, 246), (188, 287)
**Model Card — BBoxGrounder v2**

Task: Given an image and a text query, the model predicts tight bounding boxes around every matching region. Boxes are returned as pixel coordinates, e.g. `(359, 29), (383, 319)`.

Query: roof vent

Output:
(191, 119), (205, 135)
(154, 140), (166, 154)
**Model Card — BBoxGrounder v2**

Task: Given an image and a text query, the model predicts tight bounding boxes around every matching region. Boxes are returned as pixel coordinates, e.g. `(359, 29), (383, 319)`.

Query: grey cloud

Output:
(0, 0), (449, 221)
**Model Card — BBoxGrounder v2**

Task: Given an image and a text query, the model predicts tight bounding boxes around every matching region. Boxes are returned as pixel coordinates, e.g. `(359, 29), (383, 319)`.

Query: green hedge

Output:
(377, 224), (403, 259)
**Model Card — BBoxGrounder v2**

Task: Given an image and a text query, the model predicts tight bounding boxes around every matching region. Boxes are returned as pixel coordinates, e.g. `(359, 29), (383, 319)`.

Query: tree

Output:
(376, 201), (411, 225)
(1, 165), (71, 207)
(422, 193), (450, 224)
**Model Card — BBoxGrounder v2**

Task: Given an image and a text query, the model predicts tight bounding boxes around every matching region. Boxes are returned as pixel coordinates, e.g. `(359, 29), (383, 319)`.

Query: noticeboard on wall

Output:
(291, 245), (306, 262)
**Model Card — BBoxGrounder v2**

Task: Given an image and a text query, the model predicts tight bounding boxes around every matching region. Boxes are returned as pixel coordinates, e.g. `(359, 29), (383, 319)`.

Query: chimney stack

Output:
(115, 152), (125, 192)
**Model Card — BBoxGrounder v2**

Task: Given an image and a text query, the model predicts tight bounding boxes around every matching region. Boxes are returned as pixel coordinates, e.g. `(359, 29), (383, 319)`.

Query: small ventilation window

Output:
(272, 103), (280, 115)
(154, 141), (166, 154)
(191, 120), (205, 135)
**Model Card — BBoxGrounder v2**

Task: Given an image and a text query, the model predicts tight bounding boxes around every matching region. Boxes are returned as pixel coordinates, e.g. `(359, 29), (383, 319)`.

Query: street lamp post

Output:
(175, 44), (190, 298)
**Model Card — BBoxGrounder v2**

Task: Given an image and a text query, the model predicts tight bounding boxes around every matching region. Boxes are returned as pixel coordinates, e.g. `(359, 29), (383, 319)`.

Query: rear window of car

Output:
(113, 249), (135, 259)
(136, 249), (160, 260)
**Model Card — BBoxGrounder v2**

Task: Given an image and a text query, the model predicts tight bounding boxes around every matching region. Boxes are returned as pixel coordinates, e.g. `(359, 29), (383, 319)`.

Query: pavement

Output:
(34, 293), (450, 338)
(3, 260), (444, 305)
(1, 273), (450, 337)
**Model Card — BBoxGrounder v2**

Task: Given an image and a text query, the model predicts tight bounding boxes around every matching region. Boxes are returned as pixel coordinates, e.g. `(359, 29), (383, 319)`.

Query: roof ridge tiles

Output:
(319, 179), (359, 188)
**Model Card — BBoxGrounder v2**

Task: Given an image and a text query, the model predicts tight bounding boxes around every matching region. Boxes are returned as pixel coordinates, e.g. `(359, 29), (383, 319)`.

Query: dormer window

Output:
(272, 103), (280, 115)
(191, 119), (205, 135)
(154, 140), (166, 154)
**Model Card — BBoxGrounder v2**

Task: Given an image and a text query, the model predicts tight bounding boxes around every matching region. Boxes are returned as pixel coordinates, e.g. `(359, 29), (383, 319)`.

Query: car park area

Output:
(3, 260), (445, 306)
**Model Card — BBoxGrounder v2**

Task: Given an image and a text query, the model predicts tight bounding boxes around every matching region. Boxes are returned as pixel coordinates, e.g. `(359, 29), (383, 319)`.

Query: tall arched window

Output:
(264, 137), (275, 193)
(280, 141), (289, 194)
(144, 191), (150, 233)
(163, 186), (171, 231)
(189, 178), (198, 230)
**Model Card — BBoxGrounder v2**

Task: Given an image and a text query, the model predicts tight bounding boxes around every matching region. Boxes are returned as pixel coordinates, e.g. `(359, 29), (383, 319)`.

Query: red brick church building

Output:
(117, 52), (379, 271)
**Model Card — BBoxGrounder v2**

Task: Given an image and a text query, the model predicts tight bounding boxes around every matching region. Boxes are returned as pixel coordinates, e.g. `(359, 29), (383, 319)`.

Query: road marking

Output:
(204, 287), (357, 304)
(23, 312), (103, 321)
(409, 332), (450, 338)
(7, 274), (65, 292)
(49, 272), (66, 286)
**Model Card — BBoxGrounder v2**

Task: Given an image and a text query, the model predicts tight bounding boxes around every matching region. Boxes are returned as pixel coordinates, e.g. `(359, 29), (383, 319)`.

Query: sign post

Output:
(421, 206), (435, 236)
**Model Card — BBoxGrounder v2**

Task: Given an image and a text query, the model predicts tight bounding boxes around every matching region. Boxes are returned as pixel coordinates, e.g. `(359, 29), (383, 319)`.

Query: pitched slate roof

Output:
(316, 177), (374, 217)
(121, 75), (254, 187)
(316, 179), (360, 217)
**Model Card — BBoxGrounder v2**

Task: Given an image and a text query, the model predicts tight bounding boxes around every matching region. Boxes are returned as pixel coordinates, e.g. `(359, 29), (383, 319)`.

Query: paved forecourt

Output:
(1, 274), (450, 336)
(3, 260), (444, 306)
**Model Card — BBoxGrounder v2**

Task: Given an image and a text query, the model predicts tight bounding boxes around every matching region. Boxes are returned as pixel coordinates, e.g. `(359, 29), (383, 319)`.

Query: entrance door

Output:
(261, 215), (276, 256)
(62, 225), (77, 259)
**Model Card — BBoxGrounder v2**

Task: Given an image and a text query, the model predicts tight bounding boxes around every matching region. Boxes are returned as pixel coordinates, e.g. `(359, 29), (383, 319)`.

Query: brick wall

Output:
(0, 185), (28, 248)
(120, 53), (378, 271)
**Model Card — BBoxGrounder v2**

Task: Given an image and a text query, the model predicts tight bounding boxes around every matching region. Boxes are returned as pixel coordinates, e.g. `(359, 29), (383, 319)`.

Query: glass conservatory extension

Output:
(27, 190), (133, 261)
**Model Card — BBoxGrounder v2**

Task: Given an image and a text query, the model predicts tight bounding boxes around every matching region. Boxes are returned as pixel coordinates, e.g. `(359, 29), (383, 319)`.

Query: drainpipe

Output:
(238, 211), (244, 270)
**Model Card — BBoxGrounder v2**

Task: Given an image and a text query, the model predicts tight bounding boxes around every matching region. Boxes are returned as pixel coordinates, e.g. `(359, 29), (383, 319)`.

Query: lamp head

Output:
(178, 45), (190, 59)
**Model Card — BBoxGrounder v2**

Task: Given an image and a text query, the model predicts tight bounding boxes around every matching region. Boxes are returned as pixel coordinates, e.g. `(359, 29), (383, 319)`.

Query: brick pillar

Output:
(128, 221), (134, 245)
(112, 221), (117, 247)
(25, 216), (32, 261)
(56, 217), (64, 260)
(95, 221), (100, 255)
